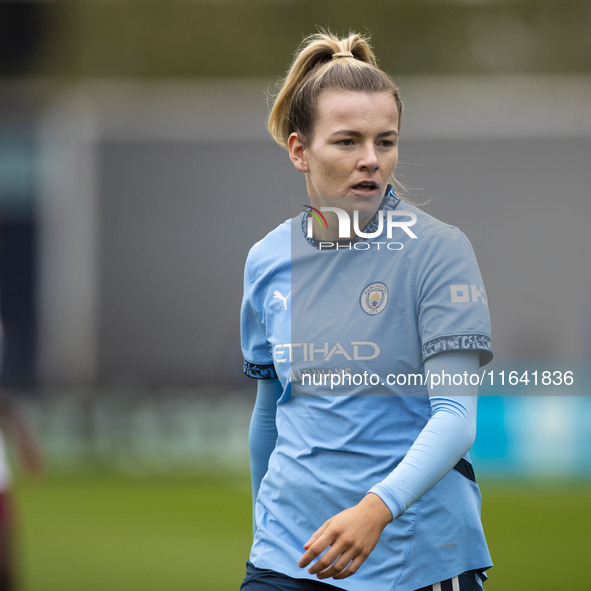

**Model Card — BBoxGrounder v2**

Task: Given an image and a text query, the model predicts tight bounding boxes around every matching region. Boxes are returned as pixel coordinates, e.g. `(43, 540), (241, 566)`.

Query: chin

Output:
(352, 195), (382, 214)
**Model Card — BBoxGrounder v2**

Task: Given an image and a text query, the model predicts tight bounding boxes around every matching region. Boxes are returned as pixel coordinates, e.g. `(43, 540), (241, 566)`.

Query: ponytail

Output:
(267, 31), (402, 149)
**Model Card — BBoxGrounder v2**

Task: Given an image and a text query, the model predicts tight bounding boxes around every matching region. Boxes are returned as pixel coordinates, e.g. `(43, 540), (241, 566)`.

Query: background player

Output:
(0, 300), (44, 590)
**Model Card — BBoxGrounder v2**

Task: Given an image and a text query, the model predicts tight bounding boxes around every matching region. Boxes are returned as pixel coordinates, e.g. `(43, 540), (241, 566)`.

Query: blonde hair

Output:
(267, 31), (403, 150)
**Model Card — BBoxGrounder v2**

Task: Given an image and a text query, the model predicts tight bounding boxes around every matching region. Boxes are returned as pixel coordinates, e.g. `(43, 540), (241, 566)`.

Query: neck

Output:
(306, 209), (376, 243)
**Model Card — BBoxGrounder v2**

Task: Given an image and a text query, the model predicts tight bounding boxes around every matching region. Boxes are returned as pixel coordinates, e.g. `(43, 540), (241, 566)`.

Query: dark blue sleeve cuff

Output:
(243, 359), (278, 380)
(422, 334), (493, 367)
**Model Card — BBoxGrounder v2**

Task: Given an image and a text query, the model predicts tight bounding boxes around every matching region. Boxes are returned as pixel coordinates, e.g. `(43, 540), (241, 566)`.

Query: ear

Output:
(287, 133), (309, 173)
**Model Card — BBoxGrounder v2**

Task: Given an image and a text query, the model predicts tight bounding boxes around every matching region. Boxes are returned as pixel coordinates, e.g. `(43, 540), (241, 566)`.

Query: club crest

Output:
(360, 282), (389, 315)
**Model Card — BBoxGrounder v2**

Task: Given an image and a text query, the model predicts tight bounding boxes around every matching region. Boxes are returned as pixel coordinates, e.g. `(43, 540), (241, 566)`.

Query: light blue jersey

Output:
(241, 191), (493, 591)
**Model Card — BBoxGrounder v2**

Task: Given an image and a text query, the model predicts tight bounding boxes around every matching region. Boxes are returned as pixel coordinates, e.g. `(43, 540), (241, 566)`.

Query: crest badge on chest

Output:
(360, 282), (389, 315)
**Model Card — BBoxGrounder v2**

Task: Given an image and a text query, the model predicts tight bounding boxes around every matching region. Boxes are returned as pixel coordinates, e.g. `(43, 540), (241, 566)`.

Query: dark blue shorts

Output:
(240, 561), (485, 591)
(239, 562), (343, 591)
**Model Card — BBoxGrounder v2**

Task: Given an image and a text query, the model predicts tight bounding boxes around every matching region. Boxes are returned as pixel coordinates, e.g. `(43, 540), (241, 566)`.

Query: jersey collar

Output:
(300, 185), (401, 249)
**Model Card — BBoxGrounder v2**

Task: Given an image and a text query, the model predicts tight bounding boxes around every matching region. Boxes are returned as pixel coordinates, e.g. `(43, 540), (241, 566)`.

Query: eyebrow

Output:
(330, 129), (399, 138)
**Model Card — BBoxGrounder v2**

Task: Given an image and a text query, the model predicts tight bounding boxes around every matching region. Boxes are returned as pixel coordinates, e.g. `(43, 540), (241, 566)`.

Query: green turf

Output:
(11, 473), (591, 591)
(14, 472), (253, 591)
(480, 479), (591, 591)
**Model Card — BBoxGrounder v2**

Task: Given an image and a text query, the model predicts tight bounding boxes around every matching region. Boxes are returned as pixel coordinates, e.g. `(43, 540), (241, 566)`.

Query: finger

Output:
(298, 548), (317, 569)
(307, 539), (353, 575)
(331, 554), (366, 580)
(299, 531), (337, 569)
(302, 521), (330, 550)
(299, 525), (332, 567)
(315, 548), (356, 579)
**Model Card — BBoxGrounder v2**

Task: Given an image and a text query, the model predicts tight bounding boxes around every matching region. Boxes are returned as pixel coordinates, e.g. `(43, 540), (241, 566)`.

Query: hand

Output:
(298, 493), (392, 580)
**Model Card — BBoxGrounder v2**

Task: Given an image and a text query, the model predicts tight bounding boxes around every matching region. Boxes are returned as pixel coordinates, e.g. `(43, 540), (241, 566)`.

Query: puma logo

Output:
(273, 290), (292, 310)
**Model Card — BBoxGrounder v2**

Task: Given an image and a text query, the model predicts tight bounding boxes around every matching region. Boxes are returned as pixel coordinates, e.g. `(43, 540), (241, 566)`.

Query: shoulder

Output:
(396, 202), (477, 263)
(398, 201), (465, 242)
(245, 217), (293, 282)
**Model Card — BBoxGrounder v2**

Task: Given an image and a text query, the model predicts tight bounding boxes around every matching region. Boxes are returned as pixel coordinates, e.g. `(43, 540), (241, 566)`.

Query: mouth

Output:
(351, 180), (380, 196)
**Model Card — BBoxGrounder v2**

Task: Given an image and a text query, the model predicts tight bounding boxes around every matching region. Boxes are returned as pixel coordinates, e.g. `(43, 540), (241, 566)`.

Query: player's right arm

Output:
(248, 378), (281, 534)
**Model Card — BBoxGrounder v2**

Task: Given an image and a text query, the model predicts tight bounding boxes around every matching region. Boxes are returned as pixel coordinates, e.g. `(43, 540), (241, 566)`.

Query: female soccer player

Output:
(240, 31), (493, 591)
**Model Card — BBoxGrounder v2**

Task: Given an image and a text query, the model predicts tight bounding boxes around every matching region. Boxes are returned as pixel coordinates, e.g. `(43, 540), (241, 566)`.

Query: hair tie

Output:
(332, 51), (354, 59)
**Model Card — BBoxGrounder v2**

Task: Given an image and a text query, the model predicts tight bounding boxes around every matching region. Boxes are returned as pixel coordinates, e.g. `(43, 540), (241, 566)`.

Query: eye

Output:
(336, 138), (354, 146)
(378, 139), (396, 148)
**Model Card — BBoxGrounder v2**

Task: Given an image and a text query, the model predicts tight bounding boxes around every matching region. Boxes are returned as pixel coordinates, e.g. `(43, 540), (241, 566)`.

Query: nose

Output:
(358, 143), (379, 172)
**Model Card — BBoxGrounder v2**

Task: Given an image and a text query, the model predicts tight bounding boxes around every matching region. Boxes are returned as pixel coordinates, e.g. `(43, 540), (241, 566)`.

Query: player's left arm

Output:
(366, 350), (479, 519)
(299, 350), (479, 580)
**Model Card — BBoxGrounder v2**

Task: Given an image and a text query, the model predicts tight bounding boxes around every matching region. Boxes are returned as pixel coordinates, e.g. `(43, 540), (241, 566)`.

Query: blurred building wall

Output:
(1, 76), (590, 389)
(28, 76), (591, 389)
(1, 76), (590, 477)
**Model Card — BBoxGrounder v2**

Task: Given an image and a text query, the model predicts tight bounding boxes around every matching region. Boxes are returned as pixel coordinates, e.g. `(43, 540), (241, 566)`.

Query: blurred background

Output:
(0, 0), (590, 589)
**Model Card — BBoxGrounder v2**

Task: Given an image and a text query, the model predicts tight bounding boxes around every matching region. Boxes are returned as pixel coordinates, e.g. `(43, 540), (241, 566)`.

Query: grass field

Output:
(12, 472), (591, 591)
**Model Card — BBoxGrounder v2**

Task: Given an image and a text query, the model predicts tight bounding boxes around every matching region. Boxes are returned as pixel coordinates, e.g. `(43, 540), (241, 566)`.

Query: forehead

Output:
(314, 90), (399, 133)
